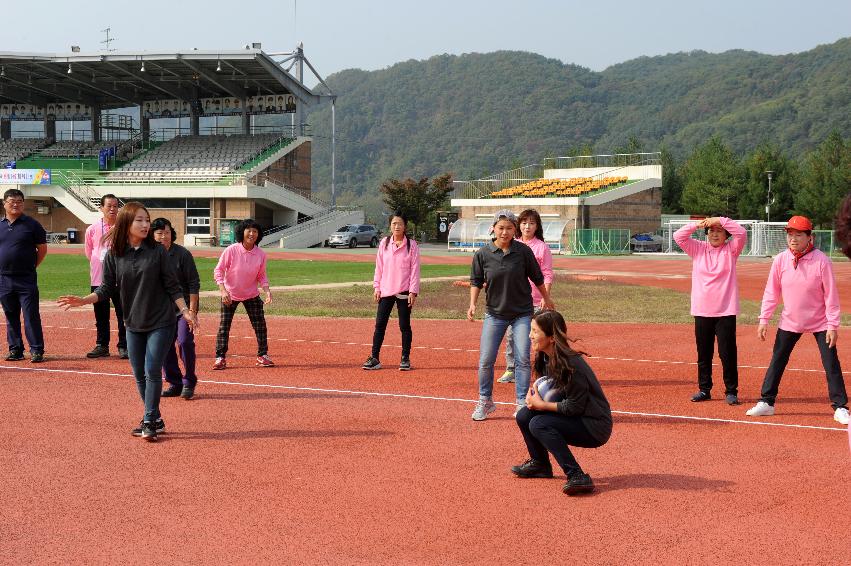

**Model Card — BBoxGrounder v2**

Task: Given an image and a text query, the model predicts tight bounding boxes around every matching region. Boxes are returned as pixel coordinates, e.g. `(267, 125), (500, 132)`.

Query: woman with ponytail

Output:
(511, 310), (612, 495)
(362, 212), (420, 371)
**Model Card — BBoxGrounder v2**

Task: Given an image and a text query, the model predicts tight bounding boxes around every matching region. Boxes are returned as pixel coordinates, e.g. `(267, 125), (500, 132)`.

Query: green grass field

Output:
(43, 253), (839, 325)
(38, 254), (469, 296)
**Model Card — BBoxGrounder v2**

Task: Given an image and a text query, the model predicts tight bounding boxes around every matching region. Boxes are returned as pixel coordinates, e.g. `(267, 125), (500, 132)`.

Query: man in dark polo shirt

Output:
(0, 189), (47, 362)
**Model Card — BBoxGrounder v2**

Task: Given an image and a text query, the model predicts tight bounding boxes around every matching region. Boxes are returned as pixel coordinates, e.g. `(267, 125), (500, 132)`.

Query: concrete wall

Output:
(588, 186), (661, 234)
(544, 164), (661, 180)
(255, 141), (311, 192)
(453, 184), (662, 248)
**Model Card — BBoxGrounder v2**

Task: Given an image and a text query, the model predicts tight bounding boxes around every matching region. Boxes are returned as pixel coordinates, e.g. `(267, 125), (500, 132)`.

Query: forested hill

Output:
(306, 38), (851, 215)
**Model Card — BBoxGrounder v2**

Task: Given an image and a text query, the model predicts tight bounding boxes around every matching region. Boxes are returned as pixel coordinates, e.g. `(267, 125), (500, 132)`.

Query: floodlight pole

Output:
(765, 170), (773, 222)
(274, 44), (337, 209)
(331, 96), (336, 209)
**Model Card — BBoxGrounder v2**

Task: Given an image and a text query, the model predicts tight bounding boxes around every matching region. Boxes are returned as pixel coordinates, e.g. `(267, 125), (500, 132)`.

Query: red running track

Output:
(2, 309), (850, 564)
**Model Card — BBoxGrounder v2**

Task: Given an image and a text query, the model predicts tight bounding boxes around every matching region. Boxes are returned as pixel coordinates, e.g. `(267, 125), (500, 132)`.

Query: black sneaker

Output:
(140, 422), (158, 442)
(362, 356), (381, 370)
(5, 350), (24, 361)
(132, 419), (165, 437)
(726, 394), (740, 405)
(30, 352), (44, 364)
(563, 472), (595, 495)
(86, 345), (110, 358)
(511, 458), (554, 478)
(691, 391), (711, 402)
(181, 386), (195, 400)
(118, 347), (129, 359)
(161, 385), (183, 397)
(399, 357), (411, 371)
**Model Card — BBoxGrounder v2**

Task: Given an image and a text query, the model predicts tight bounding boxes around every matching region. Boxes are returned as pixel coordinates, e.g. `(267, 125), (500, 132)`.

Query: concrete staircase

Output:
(260, 208), (364, 248)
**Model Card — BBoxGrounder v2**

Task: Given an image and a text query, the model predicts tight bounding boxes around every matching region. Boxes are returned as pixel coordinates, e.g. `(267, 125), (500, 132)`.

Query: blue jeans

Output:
(127, 325), (176, 423)
(477, 313), (531, 404)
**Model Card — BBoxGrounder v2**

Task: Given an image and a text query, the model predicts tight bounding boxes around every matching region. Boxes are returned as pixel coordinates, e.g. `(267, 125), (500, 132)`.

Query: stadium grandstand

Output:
(449, 153), (663, 254)
(0, 46), (359, 247)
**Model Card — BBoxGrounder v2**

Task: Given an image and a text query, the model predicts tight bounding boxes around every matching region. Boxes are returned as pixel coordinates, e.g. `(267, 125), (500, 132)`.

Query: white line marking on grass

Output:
(2, 364), (846, 432)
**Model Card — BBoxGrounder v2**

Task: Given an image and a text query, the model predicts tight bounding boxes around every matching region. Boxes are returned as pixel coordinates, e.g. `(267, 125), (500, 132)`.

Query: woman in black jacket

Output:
(59, 202), (197, 442)
(511, 310), (612, 494)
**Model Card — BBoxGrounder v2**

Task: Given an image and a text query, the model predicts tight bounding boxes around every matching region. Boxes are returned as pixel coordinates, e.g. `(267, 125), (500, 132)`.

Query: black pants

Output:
(0, 273), (44, 354)
(215, 295), (268, 357)
(515, 407), (606, 476)
(694, 315), (738, 395)
(92, 285), (126, 349)
(371, 295), (412, 360)
(759, 329), (849, 409)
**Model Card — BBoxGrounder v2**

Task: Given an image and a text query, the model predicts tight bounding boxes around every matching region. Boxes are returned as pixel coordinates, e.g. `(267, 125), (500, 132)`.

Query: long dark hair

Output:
(836, 195), (851, 259)
(518, 209), (544, 241)
(383, 211), (411, 254)
(104, 201), (155, 256)
(532, 310), (587, 390)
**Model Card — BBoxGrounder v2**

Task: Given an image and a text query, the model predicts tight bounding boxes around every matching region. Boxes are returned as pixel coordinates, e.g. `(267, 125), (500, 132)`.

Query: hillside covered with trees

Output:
(306, 38), (851, 224)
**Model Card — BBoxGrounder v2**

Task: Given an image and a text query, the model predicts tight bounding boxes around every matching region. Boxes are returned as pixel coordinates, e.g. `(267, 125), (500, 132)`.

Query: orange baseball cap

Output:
(785, 216), (813, 232)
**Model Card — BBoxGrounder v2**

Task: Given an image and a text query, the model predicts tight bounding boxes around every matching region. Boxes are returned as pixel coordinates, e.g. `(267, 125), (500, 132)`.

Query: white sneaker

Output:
(497, 370), (515, 383)
(746, 401), (775, 417)
(471, 399), (496, 421)
(833, 407), (850, 425)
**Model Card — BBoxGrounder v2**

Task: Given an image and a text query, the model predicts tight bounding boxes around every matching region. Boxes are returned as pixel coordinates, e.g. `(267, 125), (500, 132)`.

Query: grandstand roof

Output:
(0, 49), (321, 109)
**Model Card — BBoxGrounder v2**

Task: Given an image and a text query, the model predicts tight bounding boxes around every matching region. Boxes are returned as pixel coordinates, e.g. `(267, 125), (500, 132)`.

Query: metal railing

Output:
(51, 170), (100, 212)
(261, 206), (359, 244)
(257, 179), (332, 209)
(452, 164), (544, 199)
(546, 152), (660, 170)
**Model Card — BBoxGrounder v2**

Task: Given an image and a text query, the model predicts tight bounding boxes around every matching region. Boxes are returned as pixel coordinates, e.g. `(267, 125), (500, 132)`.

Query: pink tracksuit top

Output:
(759, 248), (840, 333)
(518, 237), (554, 304)
(84, 219), (113, 286)
(373, 237), (421, 298)
(213, 243), (270, 302)
(673, 217), (746, 317)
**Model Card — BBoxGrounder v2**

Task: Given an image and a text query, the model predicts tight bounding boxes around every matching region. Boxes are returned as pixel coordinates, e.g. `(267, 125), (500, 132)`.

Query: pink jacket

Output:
(84, 219), (113, 286)
(674, 218), (746, 317)
(213, 243), (270, 302)
(518, 237), (554, 303)
(759, 248), (840, 332)
(373, 237), (421, 297)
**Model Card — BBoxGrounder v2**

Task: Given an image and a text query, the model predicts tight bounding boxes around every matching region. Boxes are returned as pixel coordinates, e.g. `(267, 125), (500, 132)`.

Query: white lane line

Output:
(1, 364), (845, 433)
(34, 325), (851, 375)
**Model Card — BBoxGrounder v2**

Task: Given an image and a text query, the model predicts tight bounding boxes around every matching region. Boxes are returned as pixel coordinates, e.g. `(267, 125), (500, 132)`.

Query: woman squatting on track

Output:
(362, 211), (421, 371)
(511, 310), (612, 495)
(58, 202), (197, 442)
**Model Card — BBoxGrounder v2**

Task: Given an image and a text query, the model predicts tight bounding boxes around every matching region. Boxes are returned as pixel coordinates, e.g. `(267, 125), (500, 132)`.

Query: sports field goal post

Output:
(663, 220), (839, 257)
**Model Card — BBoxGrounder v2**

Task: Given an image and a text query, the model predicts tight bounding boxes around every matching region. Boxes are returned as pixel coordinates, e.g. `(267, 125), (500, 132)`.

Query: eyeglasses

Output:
(4, 199), (24, 205)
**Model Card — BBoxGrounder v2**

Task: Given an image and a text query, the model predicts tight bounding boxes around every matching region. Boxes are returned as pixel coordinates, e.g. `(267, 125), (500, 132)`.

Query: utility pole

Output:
(101, 28), (116, 52)
(765, 170), (774, 222)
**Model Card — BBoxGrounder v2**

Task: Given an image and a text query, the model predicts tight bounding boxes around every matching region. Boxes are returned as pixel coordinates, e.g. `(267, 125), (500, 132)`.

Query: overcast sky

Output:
(5, 0), (850, 82)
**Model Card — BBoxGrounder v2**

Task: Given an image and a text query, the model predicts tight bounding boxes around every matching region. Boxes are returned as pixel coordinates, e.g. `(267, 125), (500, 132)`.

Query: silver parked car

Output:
(327, 224), (380, 248)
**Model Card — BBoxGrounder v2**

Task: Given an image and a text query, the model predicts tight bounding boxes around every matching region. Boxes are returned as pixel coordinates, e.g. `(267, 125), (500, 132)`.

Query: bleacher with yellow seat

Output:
(488, 175), (630, 198)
